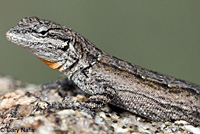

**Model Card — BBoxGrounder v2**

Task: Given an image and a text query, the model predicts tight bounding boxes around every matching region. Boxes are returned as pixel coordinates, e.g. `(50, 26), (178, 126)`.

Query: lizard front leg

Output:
(82, 85), (116, 110)
(47, 85), (116, 116)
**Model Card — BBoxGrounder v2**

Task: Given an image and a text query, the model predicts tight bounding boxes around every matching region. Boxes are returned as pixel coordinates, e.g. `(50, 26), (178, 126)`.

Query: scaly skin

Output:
(6, 17), (200, 126)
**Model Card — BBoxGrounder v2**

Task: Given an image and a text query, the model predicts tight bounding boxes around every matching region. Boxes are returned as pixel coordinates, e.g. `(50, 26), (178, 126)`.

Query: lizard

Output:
(6, 17), (200, 126)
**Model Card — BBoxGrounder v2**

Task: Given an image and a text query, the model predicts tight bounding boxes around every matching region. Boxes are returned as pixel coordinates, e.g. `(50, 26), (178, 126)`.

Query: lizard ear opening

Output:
(58, 44), (69, 51)
(37, 57), (62, 69)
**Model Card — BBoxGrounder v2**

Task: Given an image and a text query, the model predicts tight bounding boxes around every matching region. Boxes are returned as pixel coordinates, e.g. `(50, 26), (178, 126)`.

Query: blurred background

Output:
(0, 1), (200, 85)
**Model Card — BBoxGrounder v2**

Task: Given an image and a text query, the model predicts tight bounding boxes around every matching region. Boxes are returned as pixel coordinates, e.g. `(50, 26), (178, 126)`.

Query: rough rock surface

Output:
(0, 75), (199, 134)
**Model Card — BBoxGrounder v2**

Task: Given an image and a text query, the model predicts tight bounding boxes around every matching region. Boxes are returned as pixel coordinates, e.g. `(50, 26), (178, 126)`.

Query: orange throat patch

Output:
(37, 57), (62, 69)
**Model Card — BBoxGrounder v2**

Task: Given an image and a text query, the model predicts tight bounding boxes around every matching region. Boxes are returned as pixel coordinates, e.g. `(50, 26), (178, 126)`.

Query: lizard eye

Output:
(40, 30), (48, 35)
(35, 24), (49, 35)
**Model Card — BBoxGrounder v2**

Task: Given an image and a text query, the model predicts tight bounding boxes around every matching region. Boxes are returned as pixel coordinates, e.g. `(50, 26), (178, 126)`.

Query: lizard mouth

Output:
(37, 57), (62, 69)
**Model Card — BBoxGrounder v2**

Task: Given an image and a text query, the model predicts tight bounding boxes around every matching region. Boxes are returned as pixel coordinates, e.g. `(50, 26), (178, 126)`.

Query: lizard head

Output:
(6, 17), (84, 71)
